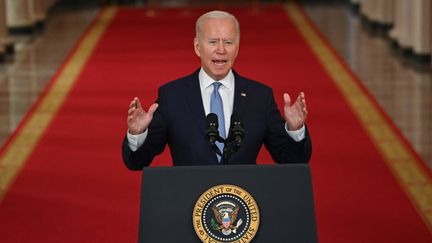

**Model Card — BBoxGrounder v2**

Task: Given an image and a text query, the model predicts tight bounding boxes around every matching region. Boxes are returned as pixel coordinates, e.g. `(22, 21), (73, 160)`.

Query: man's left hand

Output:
(283, 92), (308, 130)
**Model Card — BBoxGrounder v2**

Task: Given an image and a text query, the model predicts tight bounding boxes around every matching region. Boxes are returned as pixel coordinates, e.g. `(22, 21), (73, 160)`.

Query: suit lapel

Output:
(184, 70), (219, 164)
(233, 72), (249, 117)
(184, 71), (207, 134)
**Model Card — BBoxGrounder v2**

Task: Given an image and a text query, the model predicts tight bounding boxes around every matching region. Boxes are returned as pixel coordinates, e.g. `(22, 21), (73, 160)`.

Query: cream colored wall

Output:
(358, 0), (431, 61)
(358, 0), (393, 24)
(6, 0), (33, 29)
(411, 0), (430, 56)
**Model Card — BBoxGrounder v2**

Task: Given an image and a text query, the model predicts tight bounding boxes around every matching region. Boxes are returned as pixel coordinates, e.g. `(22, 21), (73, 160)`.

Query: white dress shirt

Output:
(127, 68), (305, 151)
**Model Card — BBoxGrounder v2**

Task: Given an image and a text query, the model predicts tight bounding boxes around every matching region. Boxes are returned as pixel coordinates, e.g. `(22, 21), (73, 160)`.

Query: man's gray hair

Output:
(195, 10), (240, 40)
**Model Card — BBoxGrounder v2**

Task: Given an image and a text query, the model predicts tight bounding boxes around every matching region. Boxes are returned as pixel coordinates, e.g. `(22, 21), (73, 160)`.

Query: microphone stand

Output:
(210, 136), (225, 161)
(222, 139), (240, 163)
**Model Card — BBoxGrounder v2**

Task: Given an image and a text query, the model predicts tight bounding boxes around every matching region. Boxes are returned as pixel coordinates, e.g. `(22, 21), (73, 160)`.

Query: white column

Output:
(377, 0), (393, 25)
(0, 0), (14, 53)
(412, 0), (431, 57)
(389, 0), (401, 44)
(367, 0), (378, 22)
(390, 0), (412, 50)
(401, 0), (413, 50)
(6, 0), (33, 30)
(360, 0), (393, 25)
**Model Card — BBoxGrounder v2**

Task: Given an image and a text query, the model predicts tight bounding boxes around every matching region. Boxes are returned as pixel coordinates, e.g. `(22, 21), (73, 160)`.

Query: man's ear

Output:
(194, 38), (201, 57)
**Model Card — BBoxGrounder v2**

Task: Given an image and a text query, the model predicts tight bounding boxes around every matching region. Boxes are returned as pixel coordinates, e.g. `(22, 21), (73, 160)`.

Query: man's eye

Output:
(225, 41), (233, 45)
(209, 40), (217, 45)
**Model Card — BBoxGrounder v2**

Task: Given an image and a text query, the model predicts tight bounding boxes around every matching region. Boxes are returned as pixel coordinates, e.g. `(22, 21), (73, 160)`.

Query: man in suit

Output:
(122, 10), (311, 170)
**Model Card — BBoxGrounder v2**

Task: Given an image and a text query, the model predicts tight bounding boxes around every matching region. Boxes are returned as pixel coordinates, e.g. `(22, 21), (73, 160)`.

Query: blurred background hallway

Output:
(1, 0), (430, 169)
(0, 0), (431, 242)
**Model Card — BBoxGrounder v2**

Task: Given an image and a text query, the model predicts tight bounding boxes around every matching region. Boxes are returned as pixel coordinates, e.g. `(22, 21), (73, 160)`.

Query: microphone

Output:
(205, 113), (219, 145)
(206, 113), (225, 159)
(222, 113), (245, 162)
(228, 113), (245, 147)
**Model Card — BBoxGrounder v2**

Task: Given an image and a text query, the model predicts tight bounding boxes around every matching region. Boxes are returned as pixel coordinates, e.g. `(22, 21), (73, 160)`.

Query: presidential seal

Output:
(193, 184), (260, 243)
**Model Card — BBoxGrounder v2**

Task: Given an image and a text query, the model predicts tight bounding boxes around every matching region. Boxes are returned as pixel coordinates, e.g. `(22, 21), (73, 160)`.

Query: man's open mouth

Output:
(213, 59), (228, 65)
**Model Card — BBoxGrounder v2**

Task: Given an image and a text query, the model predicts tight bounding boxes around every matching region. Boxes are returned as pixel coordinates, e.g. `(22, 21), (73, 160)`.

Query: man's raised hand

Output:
(127, 97), (158, 135)
(283, 92), (308, 131)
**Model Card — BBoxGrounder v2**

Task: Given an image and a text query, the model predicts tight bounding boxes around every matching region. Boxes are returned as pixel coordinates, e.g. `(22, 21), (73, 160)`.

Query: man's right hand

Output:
(127, 97), (158, 135)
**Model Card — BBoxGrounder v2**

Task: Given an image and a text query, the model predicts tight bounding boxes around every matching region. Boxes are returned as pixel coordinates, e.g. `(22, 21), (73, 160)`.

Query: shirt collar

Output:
(199, 68), (234, 91)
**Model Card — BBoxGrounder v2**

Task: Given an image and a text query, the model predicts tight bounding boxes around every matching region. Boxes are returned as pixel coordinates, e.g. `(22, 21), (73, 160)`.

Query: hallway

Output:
(304, 1), (432, 169)
(1, 0), (430, 168)
(0, 1), (431, 242)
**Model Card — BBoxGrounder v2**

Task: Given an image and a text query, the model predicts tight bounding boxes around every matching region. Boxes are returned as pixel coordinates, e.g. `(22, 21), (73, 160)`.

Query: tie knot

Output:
(212, 82), (222, 91)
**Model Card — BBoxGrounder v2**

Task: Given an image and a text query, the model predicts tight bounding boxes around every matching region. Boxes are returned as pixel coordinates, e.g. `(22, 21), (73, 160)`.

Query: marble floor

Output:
(0, 0), (431, 168)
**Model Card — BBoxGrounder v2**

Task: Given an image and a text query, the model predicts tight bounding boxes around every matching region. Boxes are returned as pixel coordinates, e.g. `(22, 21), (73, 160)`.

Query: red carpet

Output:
(0, 4), (431, 242)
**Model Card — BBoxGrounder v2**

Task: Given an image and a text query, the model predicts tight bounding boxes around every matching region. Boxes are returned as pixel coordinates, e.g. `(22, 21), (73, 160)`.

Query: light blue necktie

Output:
(210, 82), (225, 162)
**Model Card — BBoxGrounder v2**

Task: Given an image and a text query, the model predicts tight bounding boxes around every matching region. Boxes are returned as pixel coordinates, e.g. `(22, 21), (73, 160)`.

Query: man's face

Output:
(194, 18), (239, 80)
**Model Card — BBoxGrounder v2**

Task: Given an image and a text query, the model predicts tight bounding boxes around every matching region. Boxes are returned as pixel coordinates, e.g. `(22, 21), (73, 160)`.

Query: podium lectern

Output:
(139, 164), (317, 243)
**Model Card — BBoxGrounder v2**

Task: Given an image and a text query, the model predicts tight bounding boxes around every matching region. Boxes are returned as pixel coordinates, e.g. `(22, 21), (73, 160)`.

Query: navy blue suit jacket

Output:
(122, 69), (312, 170)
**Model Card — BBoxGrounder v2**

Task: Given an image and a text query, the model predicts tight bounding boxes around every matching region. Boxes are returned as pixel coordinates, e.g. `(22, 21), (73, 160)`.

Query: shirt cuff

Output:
(127, 129), (148, 151)
(285, 124), (306, 142)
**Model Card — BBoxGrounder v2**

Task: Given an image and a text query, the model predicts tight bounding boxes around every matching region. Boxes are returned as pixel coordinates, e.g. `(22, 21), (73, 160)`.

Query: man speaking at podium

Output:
(122, 10), (312, 170)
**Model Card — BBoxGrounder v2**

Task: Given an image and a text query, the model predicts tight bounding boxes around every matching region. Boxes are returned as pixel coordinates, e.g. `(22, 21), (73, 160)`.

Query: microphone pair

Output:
(205, 113), (245, 162)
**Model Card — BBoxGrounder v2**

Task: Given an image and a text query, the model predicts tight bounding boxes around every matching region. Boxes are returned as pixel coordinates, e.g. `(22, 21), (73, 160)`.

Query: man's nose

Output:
(216, 41), (226, 54)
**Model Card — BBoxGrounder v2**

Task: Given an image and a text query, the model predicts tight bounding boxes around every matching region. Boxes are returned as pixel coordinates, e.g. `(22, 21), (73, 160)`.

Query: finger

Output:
(128, 107), (135, 115)
(299, 92), (305, 99)
(283, 93), (291, 106)
(295, 92), (303, 103)
(147, 103), (159, 116)
(135, 97), (143, 110)
(129, 99), (137, 109)
(294, 95), (303, 109)
(297, 92), (306, 108)
(299, 98), (306, 109)
(301, 91), (306, 99)
(127, 115), (134, 124)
